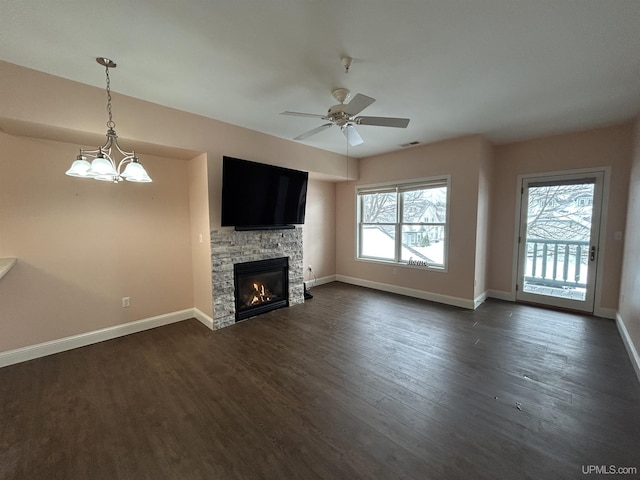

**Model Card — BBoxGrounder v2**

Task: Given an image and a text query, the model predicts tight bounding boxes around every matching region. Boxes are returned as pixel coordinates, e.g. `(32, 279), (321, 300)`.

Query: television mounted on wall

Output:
(221, 156), (308, 230)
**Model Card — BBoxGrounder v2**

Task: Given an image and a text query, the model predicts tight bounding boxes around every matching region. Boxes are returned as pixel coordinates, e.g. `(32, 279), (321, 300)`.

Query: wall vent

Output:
(400, 141), (421, 148)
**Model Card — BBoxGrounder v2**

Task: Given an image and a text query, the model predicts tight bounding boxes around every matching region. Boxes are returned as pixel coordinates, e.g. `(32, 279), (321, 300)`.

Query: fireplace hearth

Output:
(233, 257), (289, 321)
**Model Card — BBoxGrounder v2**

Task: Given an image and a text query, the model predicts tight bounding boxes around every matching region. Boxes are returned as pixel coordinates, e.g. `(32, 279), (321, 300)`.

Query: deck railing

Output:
(525, 238), (589, 289)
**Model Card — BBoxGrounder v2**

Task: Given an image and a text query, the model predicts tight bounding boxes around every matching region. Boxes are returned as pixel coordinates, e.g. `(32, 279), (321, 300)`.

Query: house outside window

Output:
(356, 176), (450, 269)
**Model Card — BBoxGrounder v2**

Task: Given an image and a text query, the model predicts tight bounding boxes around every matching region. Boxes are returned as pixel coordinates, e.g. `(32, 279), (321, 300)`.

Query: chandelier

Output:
(65, 57), (152, 183)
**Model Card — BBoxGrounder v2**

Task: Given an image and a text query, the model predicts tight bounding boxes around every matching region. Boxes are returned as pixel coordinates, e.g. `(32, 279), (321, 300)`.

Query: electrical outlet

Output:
(122, 297), (131, 308)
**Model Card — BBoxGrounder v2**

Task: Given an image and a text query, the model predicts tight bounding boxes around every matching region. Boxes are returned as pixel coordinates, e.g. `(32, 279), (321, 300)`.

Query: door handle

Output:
(590, 246), (596, 262)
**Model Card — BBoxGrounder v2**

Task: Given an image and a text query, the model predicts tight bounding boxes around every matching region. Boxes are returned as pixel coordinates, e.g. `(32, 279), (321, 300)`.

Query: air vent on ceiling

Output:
(400, 141), (421, 148)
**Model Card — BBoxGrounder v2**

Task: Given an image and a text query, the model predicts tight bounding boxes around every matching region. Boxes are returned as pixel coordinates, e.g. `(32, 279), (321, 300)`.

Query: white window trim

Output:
(355, 175), (451, 272)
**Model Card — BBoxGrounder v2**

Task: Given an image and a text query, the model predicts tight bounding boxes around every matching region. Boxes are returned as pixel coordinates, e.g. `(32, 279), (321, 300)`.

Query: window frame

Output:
(356, 176), (450, 271)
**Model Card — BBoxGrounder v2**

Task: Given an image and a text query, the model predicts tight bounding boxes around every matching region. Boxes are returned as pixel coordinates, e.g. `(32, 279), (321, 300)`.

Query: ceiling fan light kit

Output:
(331, 87), (351, 104)
(281, 87), (410, 147)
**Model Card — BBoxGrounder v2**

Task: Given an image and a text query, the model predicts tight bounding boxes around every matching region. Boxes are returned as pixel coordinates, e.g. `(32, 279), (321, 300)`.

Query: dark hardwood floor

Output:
(1, 282), (639, 479)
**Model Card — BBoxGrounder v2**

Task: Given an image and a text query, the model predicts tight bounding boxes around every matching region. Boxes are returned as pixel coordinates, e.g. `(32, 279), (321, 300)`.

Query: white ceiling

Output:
(1, 0), (639, 158)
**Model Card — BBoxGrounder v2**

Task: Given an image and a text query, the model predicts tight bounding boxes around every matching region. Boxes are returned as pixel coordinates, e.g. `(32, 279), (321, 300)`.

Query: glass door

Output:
(516, 172), (604, 312)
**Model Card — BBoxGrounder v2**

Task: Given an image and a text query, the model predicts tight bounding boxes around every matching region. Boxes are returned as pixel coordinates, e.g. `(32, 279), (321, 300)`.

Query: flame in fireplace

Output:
(249, 282), (275, 306)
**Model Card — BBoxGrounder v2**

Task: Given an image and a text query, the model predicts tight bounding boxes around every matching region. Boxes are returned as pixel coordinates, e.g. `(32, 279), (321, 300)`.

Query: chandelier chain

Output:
(105, 65), (115, 130)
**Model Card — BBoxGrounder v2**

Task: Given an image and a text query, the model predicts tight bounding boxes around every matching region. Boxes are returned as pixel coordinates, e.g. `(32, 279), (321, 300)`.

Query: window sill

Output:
(356, 256), (448, 273)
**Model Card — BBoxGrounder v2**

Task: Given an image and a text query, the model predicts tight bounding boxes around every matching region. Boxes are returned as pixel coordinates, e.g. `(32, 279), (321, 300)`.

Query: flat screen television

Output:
(221, 156), (308, 230)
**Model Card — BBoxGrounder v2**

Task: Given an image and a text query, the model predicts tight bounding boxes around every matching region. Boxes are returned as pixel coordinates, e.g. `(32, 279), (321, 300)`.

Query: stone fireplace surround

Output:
(210, 228), (304, 329)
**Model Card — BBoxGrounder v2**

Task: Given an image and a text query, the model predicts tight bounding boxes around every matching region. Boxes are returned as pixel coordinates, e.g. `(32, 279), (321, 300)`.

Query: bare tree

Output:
(361, 192), (396, 223)
(526, 184), (594, 240)
(361, 188), (446, 224)
(402, 189), (446, 223)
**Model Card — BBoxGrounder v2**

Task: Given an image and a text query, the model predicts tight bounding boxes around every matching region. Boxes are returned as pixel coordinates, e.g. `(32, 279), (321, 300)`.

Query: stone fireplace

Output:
(210, 228), (304, 329)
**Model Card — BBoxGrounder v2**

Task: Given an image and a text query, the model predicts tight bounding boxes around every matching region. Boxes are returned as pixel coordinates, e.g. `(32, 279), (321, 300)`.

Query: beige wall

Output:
(488, 123), (634, 311)
(0, 133), (194, 352)
(0, 61), (354, 196)
(619, 117), (640, 369)
(303, 179), (337, 282)
(474, 139), (494, 299)
(188, 153), (213, 317)
(336, 135), (488, 305)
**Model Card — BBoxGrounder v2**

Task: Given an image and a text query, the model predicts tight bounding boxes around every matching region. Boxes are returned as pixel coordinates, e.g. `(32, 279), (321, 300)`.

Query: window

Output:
(357, 177), (449, 269)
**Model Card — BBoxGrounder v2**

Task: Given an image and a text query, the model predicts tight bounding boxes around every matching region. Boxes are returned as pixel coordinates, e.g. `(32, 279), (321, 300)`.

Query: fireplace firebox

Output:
(233, 257), (289, 321)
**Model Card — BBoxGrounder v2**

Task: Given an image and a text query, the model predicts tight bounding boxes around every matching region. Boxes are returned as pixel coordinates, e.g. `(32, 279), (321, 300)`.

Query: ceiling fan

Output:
(281, 88), (410, 146)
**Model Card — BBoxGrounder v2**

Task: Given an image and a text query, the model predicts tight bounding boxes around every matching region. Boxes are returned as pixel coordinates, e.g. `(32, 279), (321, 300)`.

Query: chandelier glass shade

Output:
(65, 58), (152, 183)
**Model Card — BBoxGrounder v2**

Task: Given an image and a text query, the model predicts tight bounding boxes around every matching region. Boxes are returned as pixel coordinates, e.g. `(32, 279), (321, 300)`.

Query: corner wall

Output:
(303, 179), (337, 285)
(488, 123), (634, 312)
(188, 153), (213, 317)
(618, 116), (640, 379)
(474, 139), (494, 303)
(335, 135), (488, 307)
(0, 133), (194, 352)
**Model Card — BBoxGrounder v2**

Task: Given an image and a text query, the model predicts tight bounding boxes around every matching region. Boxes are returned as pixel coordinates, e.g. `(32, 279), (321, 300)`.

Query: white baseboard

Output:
(0, 308), (204, 368)
(616, 313), (640, 384)
(193, 307), (214, 330)
(474, 291), (488, 309)
(487, 289), (516, 302)
(304, 274), (336, 289)
(335, 274), (475, 310)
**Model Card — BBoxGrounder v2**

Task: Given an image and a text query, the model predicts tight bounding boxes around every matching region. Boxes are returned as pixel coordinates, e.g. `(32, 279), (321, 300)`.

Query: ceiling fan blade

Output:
(342, 124), (364, 146)
(355, 116), (410, 128)
(281, 111), (327, 119)
(294, 123), (333, 141)
(345, 93), (375, 115)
